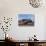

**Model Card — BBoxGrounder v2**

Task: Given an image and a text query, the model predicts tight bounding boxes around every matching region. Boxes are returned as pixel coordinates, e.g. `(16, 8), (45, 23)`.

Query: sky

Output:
(18, 14), (35, 21)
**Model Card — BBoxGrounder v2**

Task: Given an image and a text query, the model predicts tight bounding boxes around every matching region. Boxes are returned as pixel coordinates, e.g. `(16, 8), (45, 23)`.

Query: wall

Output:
(0, 0), (46, 40)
